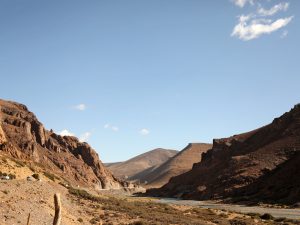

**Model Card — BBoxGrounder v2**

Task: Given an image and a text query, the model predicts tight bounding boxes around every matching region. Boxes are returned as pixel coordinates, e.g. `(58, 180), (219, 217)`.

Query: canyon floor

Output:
(1, 178), (300, 225)
(0, 150), (300, 225)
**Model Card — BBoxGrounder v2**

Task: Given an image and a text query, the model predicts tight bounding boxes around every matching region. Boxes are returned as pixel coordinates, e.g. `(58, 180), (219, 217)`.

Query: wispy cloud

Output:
(140, 128), (150, 136)
(79, 132), (91, 142)
(257, 2), (289, 16)
(232, 0), (255, 8)
(74, 104), (86, 111)
(230, 0), (293, 41)
(232, 15), (293, 41)
(104, 124), (119, 132)
(59, 129), (75, 137)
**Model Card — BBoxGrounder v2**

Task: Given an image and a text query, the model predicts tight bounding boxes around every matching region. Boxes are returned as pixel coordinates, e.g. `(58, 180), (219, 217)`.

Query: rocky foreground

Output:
(148, 104), (300, 205)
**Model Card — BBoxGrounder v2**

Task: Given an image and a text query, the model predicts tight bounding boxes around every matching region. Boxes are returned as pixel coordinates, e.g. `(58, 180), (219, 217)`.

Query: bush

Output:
(77, 218), (83, 223)
(12, 159), (26, 167)
(43, 172), (58, 181)
(2, 190), (9, 194)
(260, 213), (274, 220)
(130, 221), (146, 225)
(8, 173), (16, 179)
(32, 174), (40, 180)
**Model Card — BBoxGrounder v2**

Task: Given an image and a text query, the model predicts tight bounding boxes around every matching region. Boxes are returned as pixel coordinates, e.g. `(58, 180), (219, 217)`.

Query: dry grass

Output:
(68, 187), (266, 225)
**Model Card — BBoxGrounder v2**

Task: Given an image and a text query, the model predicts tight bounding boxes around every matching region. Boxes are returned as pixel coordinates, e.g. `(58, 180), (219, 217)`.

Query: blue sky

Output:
(0, 0), (299, 162)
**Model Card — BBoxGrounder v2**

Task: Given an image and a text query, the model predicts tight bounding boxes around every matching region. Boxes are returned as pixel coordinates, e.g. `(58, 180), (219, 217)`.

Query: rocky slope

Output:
(148, 104), (300, 204)
(135, 143), (212, 187)
(0, 99), (126, 190)
(106, 148), (178, 180)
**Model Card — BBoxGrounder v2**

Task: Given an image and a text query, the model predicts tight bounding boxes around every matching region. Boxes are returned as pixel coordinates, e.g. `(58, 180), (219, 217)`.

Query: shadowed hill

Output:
(106, 148), (178, 180)
(133, 143), (212, 187)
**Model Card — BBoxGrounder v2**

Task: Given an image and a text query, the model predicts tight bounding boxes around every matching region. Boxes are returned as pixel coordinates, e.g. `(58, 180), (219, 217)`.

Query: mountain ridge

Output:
(148, 104), (300, 204)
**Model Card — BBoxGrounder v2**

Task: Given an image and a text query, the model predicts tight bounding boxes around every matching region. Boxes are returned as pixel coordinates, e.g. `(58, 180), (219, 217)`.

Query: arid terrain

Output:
(148, 104), (300, 205)
(105, 148), (178, 181)
(137, 143), (212, 188)
(2, 154), (297, 225)
(1, 99), (300, 224)
(107, 143), (212, 188)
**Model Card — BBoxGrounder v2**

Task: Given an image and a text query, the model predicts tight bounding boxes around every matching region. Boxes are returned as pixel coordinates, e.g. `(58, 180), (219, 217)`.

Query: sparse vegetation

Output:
(43, 171), (59, 181)
(2, 190), (9, 194)
(13, 159), (26, 168)
(0, 171), (16, 179)
(260, 213), (274, 220)
(68, 187), (256, 225)
(32, 173), (40, 180)
(230, 220), (247, 225)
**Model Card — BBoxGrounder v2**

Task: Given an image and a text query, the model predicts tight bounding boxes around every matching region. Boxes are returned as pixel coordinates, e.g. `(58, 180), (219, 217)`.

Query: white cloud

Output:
(231, 15), (293, 41)
(140, 128), (150, 136)
(232, 0), (255, 8)
(59, 129), (75, 137)
(258, 2), (289, 16)
(79, 132), (91, 142)
(104, 124), (119, 132)
(75, 104), (86, 111)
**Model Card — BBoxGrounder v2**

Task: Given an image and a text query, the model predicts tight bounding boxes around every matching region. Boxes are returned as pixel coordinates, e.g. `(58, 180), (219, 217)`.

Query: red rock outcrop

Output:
(148, 104), (300, 204)
(0, 99), (125, 189)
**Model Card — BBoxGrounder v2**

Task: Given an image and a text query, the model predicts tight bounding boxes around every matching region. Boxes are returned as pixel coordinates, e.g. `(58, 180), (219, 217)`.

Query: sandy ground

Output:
(0, 180), (83, 225)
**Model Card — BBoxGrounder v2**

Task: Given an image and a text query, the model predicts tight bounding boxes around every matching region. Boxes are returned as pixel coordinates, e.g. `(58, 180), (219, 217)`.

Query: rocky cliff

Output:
(148, 104), (300, 204)
(0, 99), (125, 190)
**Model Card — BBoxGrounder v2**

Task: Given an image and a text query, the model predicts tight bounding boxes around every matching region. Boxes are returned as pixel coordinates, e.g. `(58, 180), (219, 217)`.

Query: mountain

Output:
(148, 104), (300, 204)
(0, 99), (128, 190)
(134, 143), (212, 187)
(106, 148), (178, 180)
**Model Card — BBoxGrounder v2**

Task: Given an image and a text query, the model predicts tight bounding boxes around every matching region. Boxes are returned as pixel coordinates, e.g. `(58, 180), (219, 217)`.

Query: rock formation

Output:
(0, 99), (124, 189)
(148, 104), (300, 204)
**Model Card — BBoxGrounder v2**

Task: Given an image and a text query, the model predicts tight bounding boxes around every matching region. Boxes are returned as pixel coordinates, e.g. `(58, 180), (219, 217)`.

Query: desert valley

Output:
(1, 0), (299, 224)
(1, 99), (300, 224)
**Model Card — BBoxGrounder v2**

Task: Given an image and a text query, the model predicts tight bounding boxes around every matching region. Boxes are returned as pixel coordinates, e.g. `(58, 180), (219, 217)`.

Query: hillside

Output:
(0, 99), (127, 190)
(106, 148), (178, 180)
(134, 143), (212, 187)
(148, 104), (300, 204)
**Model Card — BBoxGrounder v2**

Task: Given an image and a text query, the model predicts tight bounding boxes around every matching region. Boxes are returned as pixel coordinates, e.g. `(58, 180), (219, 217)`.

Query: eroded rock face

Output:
(0, 124), (7, 145)
(149, 104), (300, 204)
(0, 99), (124, 189)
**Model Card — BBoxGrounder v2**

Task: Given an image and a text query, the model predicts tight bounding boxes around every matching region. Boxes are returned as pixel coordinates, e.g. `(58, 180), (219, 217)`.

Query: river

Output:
(156, 198), (300, 220)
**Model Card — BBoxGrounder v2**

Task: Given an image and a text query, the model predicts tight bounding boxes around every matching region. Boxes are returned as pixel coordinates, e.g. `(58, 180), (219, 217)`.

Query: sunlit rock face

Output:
(0, 99), (126, 190)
